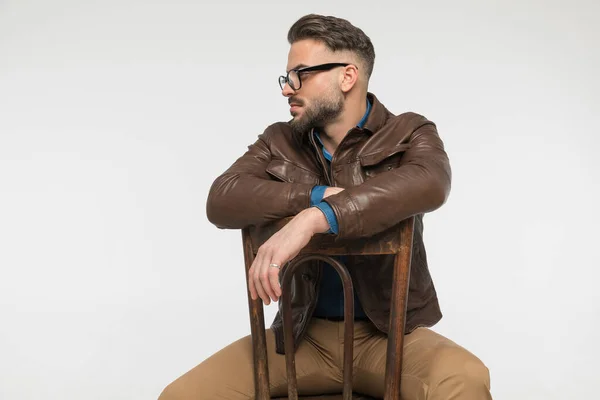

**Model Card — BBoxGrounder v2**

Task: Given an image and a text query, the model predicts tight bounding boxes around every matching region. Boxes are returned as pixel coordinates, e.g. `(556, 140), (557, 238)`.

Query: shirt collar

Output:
(357, 97), (372, 128)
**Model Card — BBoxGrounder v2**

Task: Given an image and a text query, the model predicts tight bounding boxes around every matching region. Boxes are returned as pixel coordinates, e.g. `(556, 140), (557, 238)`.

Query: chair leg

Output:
(243, 230), (270, 399)
(383, 216), (415, 400)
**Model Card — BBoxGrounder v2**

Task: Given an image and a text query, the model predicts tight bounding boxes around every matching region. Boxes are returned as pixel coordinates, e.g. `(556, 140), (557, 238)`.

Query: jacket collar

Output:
(293, 91), (390, 145)
(362, 92), (390, 135)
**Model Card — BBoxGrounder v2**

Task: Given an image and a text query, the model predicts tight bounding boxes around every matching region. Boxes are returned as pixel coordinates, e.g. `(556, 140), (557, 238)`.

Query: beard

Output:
(289, 89), (345, 135)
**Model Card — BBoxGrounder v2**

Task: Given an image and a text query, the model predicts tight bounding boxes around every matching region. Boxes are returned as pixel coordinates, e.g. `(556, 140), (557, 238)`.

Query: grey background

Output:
(1, 0), (599, 399)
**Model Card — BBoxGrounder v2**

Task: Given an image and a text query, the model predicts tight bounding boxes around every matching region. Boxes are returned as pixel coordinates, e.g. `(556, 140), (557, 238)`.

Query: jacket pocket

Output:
(266, 159), (321, 184)
(359, 143), (411, 177)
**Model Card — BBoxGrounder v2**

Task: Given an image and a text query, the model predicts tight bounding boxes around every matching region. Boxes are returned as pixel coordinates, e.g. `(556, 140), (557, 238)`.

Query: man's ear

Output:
(340, 64), (360, 93)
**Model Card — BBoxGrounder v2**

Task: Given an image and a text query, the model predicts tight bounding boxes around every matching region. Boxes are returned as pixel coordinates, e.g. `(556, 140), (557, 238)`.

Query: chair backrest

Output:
(242, 216), (415, 400)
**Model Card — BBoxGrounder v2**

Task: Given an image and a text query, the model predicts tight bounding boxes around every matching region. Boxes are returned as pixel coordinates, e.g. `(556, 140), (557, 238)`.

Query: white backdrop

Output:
(1, 1), (599, 399)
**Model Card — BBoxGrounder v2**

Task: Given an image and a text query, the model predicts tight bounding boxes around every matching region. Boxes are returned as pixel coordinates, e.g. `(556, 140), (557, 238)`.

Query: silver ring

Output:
(269, 263), (280, 269)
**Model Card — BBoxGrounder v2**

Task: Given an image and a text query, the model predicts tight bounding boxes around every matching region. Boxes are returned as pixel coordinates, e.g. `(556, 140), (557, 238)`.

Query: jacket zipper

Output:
(315, 127), (360, 187)
(309, 130), (333, 185)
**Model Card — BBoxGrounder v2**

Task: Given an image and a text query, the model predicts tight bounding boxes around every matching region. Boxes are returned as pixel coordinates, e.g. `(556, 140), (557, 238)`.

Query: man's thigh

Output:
(158, 323), (343, 400)
(353, 325), (492, 400)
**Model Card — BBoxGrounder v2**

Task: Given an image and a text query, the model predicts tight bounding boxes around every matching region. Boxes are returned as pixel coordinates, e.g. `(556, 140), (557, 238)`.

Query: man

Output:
(159, 14), (491, 400)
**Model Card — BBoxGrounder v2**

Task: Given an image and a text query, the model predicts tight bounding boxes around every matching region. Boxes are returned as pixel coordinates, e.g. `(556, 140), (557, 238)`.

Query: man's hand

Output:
(323, 186), (344, 198)
(248, 207), (329, 305)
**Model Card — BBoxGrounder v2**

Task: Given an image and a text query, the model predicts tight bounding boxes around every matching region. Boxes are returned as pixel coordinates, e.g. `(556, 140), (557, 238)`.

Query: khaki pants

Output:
(159, 318), (491, 399)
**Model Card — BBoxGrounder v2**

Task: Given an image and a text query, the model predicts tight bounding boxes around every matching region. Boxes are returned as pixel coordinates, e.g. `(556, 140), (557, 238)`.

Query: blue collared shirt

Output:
(310, 98), (371, 319)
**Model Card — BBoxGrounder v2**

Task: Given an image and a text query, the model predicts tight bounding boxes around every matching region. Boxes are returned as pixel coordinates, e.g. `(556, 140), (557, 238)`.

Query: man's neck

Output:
(319, 94), (368, 155)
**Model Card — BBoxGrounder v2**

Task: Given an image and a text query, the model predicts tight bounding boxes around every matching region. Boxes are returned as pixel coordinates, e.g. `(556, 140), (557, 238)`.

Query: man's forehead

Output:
(286, 39), (330, 71)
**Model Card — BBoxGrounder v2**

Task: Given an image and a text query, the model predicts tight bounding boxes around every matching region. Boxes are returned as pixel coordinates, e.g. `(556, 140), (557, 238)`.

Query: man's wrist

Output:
(303, 207), (330, 234)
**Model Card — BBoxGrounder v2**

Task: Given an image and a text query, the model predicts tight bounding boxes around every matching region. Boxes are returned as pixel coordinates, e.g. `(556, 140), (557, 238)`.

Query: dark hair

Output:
(287, 14), (376, 79)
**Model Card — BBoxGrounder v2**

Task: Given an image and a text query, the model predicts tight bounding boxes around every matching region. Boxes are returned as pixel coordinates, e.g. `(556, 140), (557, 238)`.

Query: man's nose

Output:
(281, 81), (295, 97)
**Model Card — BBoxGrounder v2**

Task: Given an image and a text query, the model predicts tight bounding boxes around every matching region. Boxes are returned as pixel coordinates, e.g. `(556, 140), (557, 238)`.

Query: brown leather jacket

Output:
(206, 92), (452, 354)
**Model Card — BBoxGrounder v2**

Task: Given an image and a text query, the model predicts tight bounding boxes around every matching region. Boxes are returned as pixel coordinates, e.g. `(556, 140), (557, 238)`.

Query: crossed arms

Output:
(205, 121), (451, 304)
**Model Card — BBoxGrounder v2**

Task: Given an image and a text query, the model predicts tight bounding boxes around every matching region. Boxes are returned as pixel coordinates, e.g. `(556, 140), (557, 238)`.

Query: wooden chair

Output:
(242, 216), (415, 400)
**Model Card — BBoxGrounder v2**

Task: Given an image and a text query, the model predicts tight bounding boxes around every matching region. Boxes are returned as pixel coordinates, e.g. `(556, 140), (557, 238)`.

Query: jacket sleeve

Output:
(323, 120), (452, 239)
(206, 129), (314, 229)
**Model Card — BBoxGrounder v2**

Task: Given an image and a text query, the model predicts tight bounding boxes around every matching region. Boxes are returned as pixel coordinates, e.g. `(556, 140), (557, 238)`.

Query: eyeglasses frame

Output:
(278, 62), (356, 91)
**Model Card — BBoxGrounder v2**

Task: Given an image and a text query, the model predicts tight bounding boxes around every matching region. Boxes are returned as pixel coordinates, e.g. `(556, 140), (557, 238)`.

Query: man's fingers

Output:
(260, 267), (277, 303)
(269, 265), (282, 298)
(254, 271), (270, 305)
(248, 270), (257, 300)
(323, 186), (345, 198)
(248, 254), (260, 300)
(258, 247), (278, 302)
(251, 253), (270, 305)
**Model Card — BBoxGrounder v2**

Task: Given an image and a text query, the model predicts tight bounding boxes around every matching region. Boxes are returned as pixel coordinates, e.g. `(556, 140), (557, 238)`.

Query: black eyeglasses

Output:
(278, 62), (352, 91)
